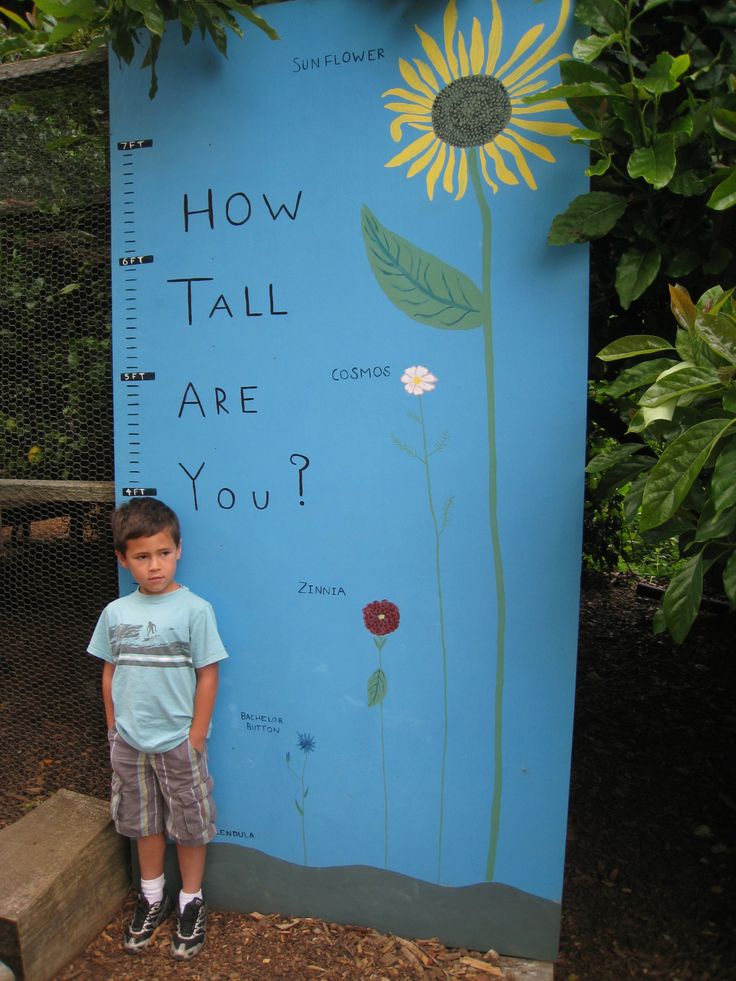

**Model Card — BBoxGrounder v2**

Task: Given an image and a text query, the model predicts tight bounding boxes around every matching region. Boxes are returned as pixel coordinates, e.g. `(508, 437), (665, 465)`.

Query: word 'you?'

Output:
(178, 455), (310, 512)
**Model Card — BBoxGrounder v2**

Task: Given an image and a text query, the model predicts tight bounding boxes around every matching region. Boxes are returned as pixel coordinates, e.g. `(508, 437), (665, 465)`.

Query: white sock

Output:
(179, 888), (203, 913)
(140, 874), (165, 906)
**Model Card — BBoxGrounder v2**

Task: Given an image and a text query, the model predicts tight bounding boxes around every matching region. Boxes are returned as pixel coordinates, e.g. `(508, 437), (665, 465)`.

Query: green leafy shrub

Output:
(589, 284), (736, 641)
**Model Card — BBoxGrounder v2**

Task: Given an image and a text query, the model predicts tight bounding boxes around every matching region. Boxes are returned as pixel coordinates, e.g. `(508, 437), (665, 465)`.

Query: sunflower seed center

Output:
(432, 74), (511, 148)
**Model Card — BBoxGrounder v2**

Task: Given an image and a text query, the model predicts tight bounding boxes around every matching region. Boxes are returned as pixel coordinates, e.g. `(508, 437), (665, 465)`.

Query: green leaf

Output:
(642, 0), (674, 11)
(598, 335), (674, 362)
(0, 5), (30, 29)
(573, 33), (621, 63)
(694, 501), (736, 542)
(638, 365), (721, 408)
(627, 134), (676, 189)
(586, 442), (646, 475)
(615, 249), (661, 309)
(559, 59), (621, 89)
(640, 418), (736, 529)
(547, 192), (627, 245)
(569, 127), (601, 142)
(667, 249), (700, 277)
(713, 108), (736, 142)
(668, 171), (708, 197)
(695, 311), (736, 365)
(707, 170), (736, 211)
(723, 551), (736, 606)
(361, 206), (482, 329)
(126, 0), (165, 35)
(294, 800), (304, 816)
(662, 552), (703, 644)
(606, 358), (678, 397)
(711, 438), (736, 512)
(574, 0), (626, 34)
(638, 52), (690, 94)
(670, 284), (697, 332)
(367, 668), (387, 707)
(586, 155), (612, 177)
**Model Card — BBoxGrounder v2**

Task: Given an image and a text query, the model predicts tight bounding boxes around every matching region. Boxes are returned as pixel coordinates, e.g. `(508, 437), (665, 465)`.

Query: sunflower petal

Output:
(509, 52), (570, 90)
(495, 133), (537, 189)
(495, 23), (544, 80)
(456, 149), (468, 200)
(385, 100), (434, 115)
(506, 79), (548, 97)
(512, 100), (568, 114)
(426, 142), (447, 200)
(386, 129), (437, 167)
(485, 0), (503, 75)
(501, 0), (571, 88)
(443, 0), (459, 79)
(416, 25), (452, 85)
(483, 143), (518, 185)
(398, 57), (436, 99)
(443, 145), (456, 194)
(407, 138), (441, 178)
(382, 87), (434, 109)
(505, 126), (555, 162)
(479, 148), (499, 193)
(470, 18), (484, 75)
(512, 118), (575, 136)
(413, 57), (441, 93)
(390, 112), (433, 142)
(457, 30), (470, 77)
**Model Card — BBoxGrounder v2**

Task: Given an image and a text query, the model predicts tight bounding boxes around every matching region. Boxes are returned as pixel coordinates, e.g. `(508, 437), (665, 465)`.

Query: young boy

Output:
(88, 497), (228, 960)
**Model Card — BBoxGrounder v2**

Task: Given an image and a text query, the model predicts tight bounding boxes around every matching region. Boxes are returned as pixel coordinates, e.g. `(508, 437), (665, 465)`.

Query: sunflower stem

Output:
(468, 150), (506, 883)
(417, 395), (449, 884)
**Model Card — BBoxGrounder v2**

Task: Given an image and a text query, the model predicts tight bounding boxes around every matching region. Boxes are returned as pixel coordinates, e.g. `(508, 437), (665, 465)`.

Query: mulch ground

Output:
(4, 570), (736, 980)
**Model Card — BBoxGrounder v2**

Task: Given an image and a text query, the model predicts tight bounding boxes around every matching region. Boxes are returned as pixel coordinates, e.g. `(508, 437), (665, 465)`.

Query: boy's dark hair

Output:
(112, 498), (181, 553)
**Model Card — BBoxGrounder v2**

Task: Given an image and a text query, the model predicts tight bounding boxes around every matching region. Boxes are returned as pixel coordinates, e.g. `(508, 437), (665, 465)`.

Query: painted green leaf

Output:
(547, 192), (627, 245)
(598, 335), (674, 362)
(662, 553), (703, 644)
(361, 206), (482, 329)
(367, 668), (387, 707)
(627, 135), (676, 189)
(573, 34), (620, 63)
(713, 108), (736, 142)
(695, 311), (736, 365)
(640, 418), (736, 529)
(294, 800), (304, 816)
(638, 365), (721, 408)
(707, 170), (736, 212)
(711, 438), (736, 512)
(694, 502), (736, 542)
(615, 249), (661, 310)
(723, 551), (736, 606)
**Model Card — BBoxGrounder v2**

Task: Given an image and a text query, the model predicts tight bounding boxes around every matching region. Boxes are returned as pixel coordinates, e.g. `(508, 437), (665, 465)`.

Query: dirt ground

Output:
(3, 566), (735, 980)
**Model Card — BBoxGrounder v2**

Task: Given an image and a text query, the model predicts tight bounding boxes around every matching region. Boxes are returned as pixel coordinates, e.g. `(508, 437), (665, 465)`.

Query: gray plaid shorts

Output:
(108, 729), (217, 846)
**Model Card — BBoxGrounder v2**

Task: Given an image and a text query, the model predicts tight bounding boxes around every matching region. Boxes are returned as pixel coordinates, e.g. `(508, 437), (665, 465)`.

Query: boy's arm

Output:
(189, 662), (219, 752)
(101, 662), (116, 730)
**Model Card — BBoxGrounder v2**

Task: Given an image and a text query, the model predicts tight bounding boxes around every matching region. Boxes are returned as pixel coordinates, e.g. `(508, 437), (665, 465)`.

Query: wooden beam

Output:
(0, 790), (129, 981)
(0, 48), (106, 83)
(0, 479), (114, 506)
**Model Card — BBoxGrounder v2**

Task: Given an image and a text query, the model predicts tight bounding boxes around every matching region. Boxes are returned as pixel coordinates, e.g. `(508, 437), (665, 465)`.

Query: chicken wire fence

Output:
(0, 53), (116, 827)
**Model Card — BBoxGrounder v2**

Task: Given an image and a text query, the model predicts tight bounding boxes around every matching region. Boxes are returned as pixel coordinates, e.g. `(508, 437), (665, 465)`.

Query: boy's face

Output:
(117, 530), (182, 595)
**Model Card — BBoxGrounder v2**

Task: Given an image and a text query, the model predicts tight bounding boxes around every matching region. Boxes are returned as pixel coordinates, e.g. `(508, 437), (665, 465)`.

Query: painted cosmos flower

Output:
(401, 365), (438, 395)
(362, 600), (400, 636)
(297, 732), (316, 754)
(383, 0), (573, 199)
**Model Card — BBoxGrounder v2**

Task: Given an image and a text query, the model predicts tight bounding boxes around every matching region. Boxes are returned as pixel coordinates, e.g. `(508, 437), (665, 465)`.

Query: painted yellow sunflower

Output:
(384, 0), (574, 199)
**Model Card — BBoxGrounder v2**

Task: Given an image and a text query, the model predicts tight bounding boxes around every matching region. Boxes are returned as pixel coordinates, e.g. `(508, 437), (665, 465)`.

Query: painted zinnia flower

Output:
(401, 365), (438, 395)
(383, 0), (573, 199)
(362, 600), (401, 636)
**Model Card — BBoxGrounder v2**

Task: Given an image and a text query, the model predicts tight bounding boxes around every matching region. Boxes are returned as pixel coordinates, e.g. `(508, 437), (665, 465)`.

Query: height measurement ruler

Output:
(114, 139), (157, 499)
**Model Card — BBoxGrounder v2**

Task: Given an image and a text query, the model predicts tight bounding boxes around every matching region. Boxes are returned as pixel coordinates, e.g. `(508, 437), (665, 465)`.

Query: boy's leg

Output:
(138, 833), (167, 879)
(177, 842), (207, 894)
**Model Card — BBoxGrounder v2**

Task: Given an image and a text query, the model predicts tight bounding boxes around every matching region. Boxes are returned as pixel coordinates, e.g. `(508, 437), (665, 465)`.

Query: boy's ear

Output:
(176, 539), (182, 559)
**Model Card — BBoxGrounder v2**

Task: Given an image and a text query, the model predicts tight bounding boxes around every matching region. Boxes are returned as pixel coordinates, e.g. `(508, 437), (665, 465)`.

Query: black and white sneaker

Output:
(123, 892), (174, 954)
(170, 897), (207, 960)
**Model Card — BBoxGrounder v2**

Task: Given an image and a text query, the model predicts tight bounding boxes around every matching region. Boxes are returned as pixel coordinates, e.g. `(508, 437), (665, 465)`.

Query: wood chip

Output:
(460, 956), (503, 976)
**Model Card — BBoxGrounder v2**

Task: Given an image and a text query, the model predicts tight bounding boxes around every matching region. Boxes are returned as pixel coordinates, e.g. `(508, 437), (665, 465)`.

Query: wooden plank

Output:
(0, 480), (114, 507)
(0, 48), (105, 83)
(496, 954), (554, 980)
(0, 790), (129, 981)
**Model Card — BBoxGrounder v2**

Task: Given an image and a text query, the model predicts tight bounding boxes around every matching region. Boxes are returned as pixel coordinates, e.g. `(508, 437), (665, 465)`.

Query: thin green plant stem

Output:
(375, 637), (389, 868)
(468, 151), (506, 882)
(417, 395), (449, 883)
(300, 753), (308, 865)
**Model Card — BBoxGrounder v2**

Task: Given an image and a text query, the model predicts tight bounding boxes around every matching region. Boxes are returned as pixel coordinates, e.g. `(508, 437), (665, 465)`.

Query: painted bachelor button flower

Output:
(383, 0), (574, 199)
(362, 600), (401, 636)
(402, 365), (437, 395)
(297, 732), (316, 754)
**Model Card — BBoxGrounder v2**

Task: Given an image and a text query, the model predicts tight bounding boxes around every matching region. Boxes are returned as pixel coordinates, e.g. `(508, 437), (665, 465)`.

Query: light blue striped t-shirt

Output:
(88, 585), (228, 753)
